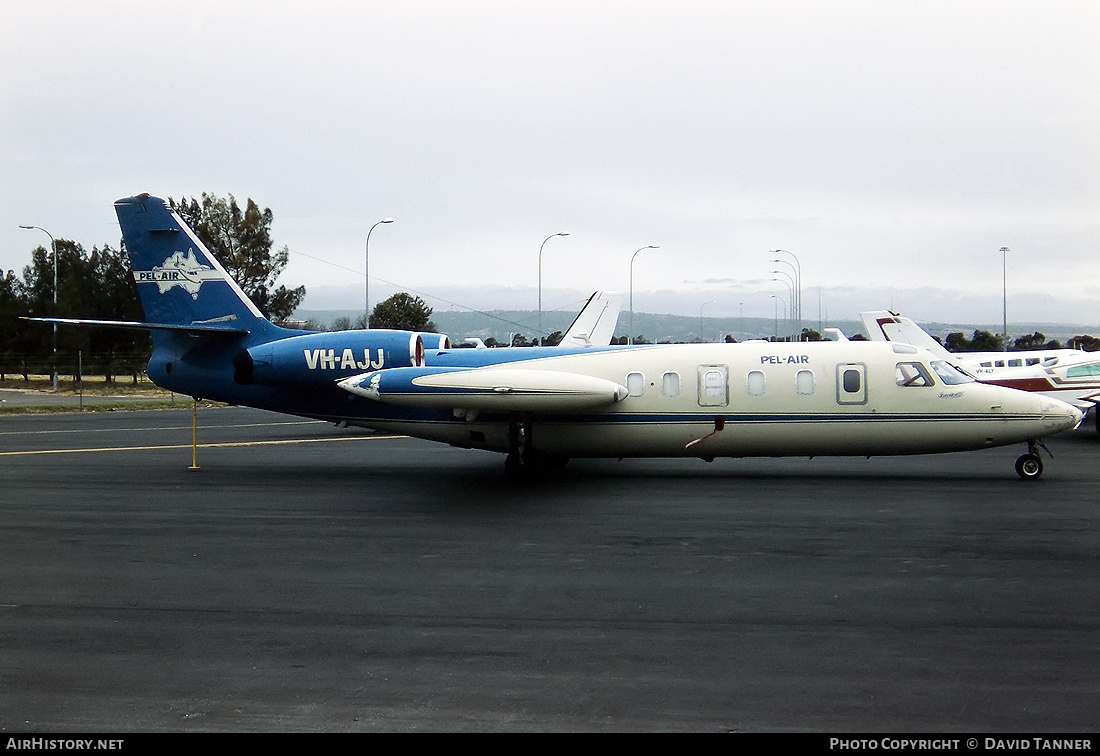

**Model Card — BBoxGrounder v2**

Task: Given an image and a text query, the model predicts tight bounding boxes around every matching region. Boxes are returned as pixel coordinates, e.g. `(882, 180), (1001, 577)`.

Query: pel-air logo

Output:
(304, 348), (385, 371)
(133, 249), (220, 299)
(761, 354), (810, 364)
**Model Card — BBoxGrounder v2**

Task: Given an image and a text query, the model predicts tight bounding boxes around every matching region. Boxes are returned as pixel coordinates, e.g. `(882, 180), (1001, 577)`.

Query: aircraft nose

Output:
(1042, 398), (1084, 432)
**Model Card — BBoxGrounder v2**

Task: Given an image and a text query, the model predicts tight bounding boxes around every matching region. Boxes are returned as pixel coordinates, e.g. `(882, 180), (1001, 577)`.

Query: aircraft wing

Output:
(558, 291), (622, 346)
(338, 365), (628, 412)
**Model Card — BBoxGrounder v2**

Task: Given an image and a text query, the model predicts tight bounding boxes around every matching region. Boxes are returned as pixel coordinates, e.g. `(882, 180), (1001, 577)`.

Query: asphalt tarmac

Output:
(1, 407), (1097, 732)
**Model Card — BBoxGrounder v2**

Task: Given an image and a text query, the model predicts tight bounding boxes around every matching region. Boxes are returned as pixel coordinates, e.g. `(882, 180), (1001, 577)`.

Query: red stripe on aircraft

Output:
(982, 377), (1057, 392)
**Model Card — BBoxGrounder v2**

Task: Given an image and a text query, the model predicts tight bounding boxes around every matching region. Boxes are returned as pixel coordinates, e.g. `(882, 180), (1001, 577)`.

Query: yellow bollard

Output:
(189, 397), (200, 470)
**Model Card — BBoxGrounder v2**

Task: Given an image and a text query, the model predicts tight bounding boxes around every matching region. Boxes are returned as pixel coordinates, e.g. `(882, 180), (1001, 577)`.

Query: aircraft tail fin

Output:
(114, 194), (275, 336)
(860, 310), (952, 359)
(559, 291), (622, 346)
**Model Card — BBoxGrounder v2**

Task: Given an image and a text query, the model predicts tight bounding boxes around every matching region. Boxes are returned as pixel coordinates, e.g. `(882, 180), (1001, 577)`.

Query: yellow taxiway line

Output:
(0, 434), (407, 457)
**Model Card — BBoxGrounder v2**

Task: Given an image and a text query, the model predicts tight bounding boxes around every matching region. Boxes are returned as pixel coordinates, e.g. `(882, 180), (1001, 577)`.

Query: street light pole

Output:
(770, 294), (785, 340)
(538, 232), (568, 345)
(1000, 246), (1010, 350)
(19, 224), (58, 391)
(699, 300), (716, 342)
(771, 249), (801, 339)
(364, 217), (393, 328)
(629, 245), (659, 345)
(770, 269), (794, 322)
(770, 275), (793, 339)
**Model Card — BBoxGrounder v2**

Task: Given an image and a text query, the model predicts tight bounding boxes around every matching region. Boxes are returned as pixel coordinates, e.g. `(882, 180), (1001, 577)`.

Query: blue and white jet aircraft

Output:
(33, 195), (1083, 479)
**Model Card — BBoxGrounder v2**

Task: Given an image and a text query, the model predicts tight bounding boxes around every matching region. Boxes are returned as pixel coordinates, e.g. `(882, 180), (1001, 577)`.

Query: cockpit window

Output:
(930, 360), (975, 385)
(1066, 362), (1100, 379)
(896, 362), (934, 387)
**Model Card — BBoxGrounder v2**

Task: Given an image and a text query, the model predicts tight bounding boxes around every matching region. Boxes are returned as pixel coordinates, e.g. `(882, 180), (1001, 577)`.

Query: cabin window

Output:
(746, 370), (766, 396)
(994, 360), (1005, 368)
(795, 369), (815, 395)
(627, 372), (645, 397)
(703, 370), (726, 397)
(842, 369), (861, 393)
(661, 371), (681, 397)
(895, 362), (934, 387)
(930, 360), (975, 385)
(698, 365), (729, 406)
(836, 363), (868, 405)
(1026, 357), (1040, 366)
(1008, 358), (1023, 367)
(980, 361), (992, 367)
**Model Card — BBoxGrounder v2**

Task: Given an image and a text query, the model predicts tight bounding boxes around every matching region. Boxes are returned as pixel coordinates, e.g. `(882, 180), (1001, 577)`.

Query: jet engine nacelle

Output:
(234, 329), (450, 386)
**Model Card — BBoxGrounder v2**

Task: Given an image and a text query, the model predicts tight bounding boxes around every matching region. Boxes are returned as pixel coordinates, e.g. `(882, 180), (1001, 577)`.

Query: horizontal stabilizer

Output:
(338, 366), (629, 412)
(23, 316), (250, 336)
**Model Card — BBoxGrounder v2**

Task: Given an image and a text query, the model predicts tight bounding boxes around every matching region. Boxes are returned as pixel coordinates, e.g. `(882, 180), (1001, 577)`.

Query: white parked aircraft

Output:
(339, 338), (1082, 479)
(861, 310), (1100, 432)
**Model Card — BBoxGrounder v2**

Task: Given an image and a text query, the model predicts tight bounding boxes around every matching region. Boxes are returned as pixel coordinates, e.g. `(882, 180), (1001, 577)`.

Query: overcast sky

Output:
(2, 1), (1098, 332)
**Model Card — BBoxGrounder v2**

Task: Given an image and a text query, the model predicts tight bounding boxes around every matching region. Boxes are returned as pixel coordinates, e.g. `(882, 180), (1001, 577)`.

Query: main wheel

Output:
(504, 452), (523, 479)
(504, 450), (569, 480)
(1015, 453), (1043, 480)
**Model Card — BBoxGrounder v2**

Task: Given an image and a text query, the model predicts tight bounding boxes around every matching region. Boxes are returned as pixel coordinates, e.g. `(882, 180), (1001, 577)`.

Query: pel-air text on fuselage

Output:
(29, 195), (1082, 479)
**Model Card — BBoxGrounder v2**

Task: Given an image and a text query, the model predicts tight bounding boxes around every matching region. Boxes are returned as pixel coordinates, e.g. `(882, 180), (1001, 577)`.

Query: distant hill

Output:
(295, 307), (1099, 347)
(294, 307), (864, 343)
(896, 321), (1098, 346)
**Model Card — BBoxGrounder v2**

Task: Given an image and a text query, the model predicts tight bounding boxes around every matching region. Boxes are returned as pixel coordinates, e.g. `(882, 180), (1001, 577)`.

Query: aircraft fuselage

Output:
(331, 341), (1080, 459)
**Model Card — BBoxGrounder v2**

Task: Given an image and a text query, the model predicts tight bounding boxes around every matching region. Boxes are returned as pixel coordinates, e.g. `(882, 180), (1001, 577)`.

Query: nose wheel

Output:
(1014, 453), (1043, 480)
(1015, 440), (1047, 480)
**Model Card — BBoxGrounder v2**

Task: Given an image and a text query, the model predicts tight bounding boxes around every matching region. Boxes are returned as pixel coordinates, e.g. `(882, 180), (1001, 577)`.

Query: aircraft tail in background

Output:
(860, 310), (952, 359)
(559, 291), (622, 346)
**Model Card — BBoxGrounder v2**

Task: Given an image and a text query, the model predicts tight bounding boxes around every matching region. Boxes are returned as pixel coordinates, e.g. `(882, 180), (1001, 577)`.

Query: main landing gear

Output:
(504, 416), (568, 479)
(1014, 440), (1047, 481)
